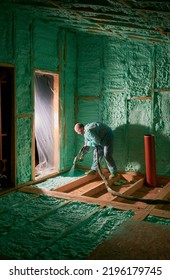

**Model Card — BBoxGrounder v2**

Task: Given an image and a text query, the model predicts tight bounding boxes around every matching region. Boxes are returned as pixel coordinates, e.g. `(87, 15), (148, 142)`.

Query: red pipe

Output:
(144, 134), (157, 187)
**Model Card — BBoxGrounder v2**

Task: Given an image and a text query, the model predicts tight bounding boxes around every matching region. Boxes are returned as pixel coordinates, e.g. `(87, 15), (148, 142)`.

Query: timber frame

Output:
(19, 171), (170, 222)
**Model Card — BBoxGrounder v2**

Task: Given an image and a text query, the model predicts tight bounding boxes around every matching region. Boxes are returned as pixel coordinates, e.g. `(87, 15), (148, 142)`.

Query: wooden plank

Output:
(150, 208), (170, 219)
(132, 182), (170, 221)
(70, 175), (121, 196)
(158, 89), (170, 93)
(100, 184), (132, 201)
(53, 73), (60, 170)
(97, 191), (116, 202)
(154, 186), (170, 210)
(20, 186), (140, 212)
(73, 175), (120, 196)
(54, 170), (110, 193)
(54, 174), (99, 192)
(69, 179), (104, 195)
(120, 172), (141, 182)
(80, 182), (106, 196)
(111, 178), (145, 201)
(129, 97), (152, 101)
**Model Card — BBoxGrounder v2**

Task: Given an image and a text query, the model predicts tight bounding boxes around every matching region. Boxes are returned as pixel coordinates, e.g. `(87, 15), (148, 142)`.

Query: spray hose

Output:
(95, 147), (170, 205)
(73, 146), (91, 168)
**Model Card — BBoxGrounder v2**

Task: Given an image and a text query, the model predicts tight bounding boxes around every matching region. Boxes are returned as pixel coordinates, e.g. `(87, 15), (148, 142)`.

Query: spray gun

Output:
(73, 146), (89, 168)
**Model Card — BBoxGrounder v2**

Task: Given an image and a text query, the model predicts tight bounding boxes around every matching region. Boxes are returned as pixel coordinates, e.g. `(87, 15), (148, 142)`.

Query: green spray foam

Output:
(67, 165), (76, 177)
(145, 215), (170, 226)
(0, 192), (134, 259)
(32, 169), (85, 190)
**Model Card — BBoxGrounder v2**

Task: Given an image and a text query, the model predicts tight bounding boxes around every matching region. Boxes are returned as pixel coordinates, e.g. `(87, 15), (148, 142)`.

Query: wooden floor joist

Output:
(150, 208), (170, 219)
(132, 182), (170, 221)
(20, 172), (170, 221)
(110, 178), (145, 201)
(20, 186), (140, 211)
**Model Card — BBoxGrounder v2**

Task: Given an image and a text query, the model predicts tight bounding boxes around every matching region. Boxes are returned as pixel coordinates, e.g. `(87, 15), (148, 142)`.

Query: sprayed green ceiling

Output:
(3, 0), (170, 42)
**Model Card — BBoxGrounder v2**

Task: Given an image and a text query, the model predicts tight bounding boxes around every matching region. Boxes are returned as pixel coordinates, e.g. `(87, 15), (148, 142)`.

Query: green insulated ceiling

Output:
(2, 0), (170, 42)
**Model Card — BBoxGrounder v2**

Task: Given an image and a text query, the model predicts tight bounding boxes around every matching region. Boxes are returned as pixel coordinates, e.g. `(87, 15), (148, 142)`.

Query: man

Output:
(74, 122), (117, 179)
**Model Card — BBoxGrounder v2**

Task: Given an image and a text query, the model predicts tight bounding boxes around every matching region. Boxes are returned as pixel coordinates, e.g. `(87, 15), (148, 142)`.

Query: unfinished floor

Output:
(0, 170), (170, 260)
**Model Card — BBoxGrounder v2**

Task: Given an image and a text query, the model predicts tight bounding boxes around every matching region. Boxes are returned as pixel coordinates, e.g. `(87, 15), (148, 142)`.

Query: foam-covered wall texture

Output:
(76, 34), (170, 175)
(0, 4), (170, 186)
(0, 8), (76, 185)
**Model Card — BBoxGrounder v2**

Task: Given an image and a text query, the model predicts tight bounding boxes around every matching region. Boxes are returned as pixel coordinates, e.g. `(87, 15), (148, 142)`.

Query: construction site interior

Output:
(0, 0), (170, 260)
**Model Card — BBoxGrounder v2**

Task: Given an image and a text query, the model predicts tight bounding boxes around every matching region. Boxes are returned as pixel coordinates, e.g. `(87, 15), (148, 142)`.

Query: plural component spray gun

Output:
(73, 146), (89, 168)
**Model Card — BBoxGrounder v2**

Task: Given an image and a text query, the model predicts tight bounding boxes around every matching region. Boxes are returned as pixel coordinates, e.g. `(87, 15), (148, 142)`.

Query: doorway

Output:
(0, 66), (15, 188)
(34, 71), (60, 179)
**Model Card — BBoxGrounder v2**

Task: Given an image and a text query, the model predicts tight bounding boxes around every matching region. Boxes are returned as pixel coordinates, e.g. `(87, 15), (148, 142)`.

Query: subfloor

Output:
(0, 170), (170, 260)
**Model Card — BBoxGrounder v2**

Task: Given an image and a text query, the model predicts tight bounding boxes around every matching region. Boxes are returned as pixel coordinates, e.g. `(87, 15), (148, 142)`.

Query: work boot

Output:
(109, 172), (118, 179)
(85, 170), (96, 175)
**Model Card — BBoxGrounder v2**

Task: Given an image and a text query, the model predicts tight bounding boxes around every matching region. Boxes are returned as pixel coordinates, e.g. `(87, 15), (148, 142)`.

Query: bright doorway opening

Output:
(34, 71), (60, 179)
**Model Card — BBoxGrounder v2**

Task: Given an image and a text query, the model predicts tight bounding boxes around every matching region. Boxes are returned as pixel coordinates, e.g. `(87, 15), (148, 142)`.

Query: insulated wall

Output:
(0, 7), (76, 185)
(75, 34), (170, 175)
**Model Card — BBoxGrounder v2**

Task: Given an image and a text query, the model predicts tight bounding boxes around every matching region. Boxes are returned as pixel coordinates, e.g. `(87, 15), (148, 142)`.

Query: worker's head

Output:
(74, 123), (84, 135)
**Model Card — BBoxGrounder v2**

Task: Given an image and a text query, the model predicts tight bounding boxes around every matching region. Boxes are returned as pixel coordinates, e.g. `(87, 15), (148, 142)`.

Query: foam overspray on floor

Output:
(0, 191), (134, 260)
(34, 169), (85, 190)
(145, 215), (170, 226)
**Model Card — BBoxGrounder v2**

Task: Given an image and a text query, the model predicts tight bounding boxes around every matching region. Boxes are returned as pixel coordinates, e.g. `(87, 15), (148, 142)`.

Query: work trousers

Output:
(91, 131), (117, 174)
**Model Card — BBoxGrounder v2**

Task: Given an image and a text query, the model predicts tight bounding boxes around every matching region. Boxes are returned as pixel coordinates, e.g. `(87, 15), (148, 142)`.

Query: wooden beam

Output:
(120, 172), (141, 182)
(128, 97), (152, 101)
(54, 174), (99, 192)
(111, 178), (145, 201)
(69, 175), (121, 196)
(150, 208), (170, 219)
(97, 191), (117, 202)
(20, 186), (140, 212)
(132, 182), (170, 221)
(69, 179), (104, 196)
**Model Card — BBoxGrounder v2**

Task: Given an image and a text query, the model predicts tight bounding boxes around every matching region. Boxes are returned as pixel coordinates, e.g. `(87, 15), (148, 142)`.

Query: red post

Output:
(144, 134), (157, 187)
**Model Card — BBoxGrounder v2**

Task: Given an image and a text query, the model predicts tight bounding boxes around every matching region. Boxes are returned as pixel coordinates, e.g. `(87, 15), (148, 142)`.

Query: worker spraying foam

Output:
(74, 122), (117, 178)
(68, 146), (90, 176)
(73, 146), (90, 168)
